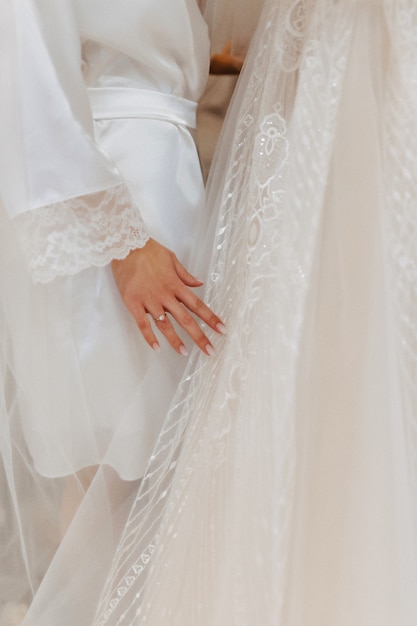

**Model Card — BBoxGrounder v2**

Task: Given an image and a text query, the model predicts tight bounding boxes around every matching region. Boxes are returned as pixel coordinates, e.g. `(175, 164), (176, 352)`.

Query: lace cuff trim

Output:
(14, 184), (149, 284)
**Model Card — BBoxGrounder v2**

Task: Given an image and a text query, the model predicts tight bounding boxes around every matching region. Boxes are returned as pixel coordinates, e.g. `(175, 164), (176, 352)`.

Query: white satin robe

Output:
(0, 1), (211, 622)
(0, 0), (210, 480)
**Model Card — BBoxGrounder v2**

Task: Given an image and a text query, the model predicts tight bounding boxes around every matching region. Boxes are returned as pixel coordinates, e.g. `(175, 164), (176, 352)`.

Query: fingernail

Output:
(206, 344), (215, 356)
(216, 323), (226, 335)
(179, 345), (188, 357)
(152, 342), (161, 352)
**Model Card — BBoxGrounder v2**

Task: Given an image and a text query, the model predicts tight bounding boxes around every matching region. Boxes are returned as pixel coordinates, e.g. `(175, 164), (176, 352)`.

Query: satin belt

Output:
(87, 87), (197, 129)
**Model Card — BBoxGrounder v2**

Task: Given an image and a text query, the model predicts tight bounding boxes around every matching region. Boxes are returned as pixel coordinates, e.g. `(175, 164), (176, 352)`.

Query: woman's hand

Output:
(210, 42), (245, 75)
(111, 239), (225, 356)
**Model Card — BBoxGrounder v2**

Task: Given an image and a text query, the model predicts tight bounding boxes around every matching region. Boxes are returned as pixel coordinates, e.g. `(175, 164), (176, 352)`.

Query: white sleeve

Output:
(0, 0), (149, 284)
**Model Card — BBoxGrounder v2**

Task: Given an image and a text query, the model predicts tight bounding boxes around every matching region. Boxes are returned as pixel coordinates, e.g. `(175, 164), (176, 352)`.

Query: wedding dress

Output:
(0, 0), (211, 623)
(90, 1), (417, 624)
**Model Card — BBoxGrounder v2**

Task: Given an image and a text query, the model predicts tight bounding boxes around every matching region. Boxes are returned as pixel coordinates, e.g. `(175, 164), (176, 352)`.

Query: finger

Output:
(166, 301), (217, 355)
(152, 313), (189, 356)
(175, 287), (226, 335)
(132, 308), (161, 352)
(173, 257), (203, 287)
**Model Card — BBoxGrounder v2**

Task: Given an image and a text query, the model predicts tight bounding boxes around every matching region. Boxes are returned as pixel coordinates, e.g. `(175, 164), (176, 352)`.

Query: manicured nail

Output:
(206, 344), (215, 356)
(179, 345), (188, 356)
(152, 342), (161, 352)
(216, 323), (226, 335)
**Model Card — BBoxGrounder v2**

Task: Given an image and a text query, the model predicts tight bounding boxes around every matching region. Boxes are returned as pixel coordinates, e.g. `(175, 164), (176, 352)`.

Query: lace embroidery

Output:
(278, 0), (307, 71)
(92, 3), (417, 624)
(14, 184), (149, 283)
(94, 1), (355, 624)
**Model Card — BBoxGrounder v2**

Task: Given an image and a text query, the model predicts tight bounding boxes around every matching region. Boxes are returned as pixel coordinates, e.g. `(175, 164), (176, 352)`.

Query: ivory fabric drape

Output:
(90, 1), (417, 624)
(0, 1), (211, 623)
(4, 0), (417, 624)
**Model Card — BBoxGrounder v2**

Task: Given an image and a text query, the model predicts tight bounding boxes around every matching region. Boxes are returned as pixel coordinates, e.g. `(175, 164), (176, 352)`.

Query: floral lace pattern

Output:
(92, 1), (417, 624)
(94, 1), (356, 625)
(14, 184), (149, 284)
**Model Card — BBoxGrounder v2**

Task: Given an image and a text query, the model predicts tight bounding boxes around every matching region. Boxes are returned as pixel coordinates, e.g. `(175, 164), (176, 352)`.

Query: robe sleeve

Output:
(0, 0), (149, 284)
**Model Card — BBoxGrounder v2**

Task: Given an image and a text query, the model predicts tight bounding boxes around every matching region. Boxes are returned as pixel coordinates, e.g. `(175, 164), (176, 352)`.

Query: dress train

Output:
(92, 1), (417, 624)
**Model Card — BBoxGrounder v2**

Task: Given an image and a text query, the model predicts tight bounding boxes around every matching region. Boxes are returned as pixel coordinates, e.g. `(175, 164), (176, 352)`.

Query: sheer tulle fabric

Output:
(0, 0), (210, 623)
(92, 1), (417, 625)
(3, 0), (417, 625)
